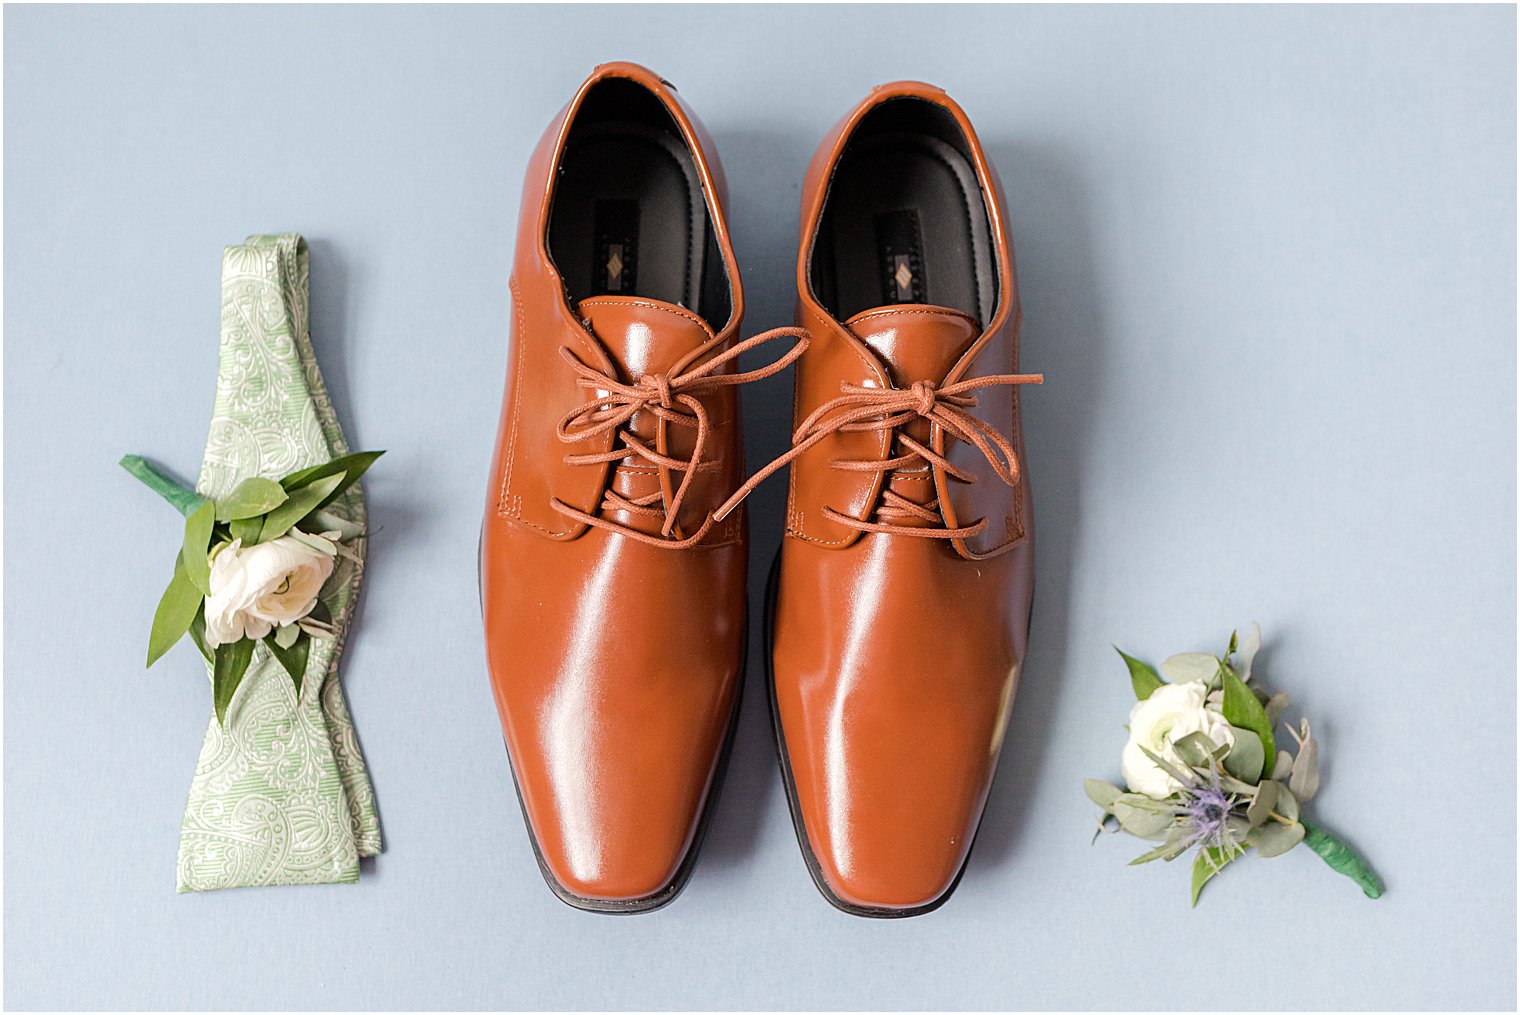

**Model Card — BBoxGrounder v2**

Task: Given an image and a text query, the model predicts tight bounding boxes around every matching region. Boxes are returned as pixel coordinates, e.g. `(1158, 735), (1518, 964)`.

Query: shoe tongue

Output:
(845, 304), (983, 527)
(574, 295), (717, 542)
(578, 295), (716, 379)
(845, 304), (982, 387)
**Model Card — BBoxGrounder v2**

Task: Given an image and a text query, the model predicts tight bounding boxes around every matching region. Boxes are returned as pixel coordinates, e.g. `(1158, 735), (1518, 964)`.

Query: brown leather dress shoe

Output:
(481, 63), (805, 913)
(718, 81), (1042, 917)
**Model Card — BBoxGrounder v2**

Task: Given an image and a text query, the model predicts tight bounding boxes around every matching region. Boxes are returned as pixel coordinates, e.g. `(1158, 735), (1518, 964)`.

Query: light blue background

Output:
(5, 4), (1515, 1010)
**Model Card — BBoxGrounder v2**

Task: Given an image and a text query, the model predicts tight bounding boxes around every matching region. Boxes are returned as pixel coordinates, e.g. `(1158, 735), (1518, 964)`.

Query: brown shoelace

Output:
(551, 326), (810, 548)
(714, 372), (1043, 539)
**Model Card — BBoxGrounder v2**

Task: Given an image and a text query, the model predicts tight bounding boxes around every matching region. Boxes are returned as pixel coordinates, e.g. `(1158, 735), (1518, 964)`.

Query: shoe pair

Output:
(481, 62), (1040, 917)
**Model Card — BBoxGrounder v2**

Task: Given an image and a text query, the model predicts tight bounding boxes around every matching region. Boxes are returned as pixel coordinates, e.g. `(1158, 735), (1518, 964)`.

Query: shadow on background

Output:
(966, 140), (1108, 875)
(692, 124), (814, 876)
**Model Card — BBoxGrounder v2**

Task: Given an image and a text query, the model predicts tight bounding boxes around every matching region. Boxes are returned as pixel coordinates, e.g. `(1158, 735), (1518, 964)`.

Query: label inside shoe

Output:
(874, 209), (927, 305)
(593, 200), (639, 296)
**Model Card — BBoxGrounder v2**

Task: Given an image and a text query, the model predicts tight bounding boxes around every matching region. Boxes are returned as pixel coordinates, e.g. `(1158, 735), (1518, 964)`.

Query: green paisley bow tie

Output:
(176, 234), (380, 891)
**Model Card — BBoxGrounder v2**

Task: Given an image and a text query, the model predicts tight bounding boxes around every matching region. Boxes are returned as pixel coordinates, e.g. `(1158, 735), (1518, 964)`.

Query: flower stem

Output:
(1300, 818), (1383, 899)
(119, 455), (206, 518)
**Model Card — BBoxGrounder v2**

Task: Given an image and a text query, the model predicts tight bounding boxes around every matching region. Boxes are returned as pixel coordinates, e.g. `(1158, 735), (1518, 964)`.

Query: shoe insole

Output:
(549, 121), (707, 310)
(816, 132), (995, 324)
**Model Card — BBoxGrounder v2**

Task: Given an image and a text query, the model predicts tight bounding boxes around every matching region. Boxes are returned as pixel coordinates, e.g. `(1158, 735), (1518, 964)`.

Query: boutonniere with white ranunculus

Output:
(120, 450), (382, 724)
(1085, 624), (1383, 906)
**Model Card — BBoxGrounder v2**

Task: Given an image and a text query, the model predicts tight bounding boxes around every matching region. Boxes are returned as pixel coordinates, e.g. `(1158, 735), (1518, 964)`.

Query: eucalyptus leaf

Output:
(1159, 652), (1219, 683)
(1171, 732), (1219, 769)
(1114, 798), (1176, 838)
(1222, 726), (1265, 783)
(181, 500), (216, 595)
(258, 473), (344, 541)
(1138, 745), (1197, 788)
(214, 477), (287, 522)
(1219, 773), (1257, 795)
(212, 637), (255, 726)
(1289, 731), (1320, 802)
(288, 527), (342, 554)
(1113, 792), (1176, 813)
(266, 632), (311, 698)
(274, 623), (301, 649)
(1084, 779), (1123, 813)
(1116, 648), (1164, 699)
(1254, 819), (1305, 858)
(1237, 621), (1262, 680)
(303, 508), (363, 541)
(1272, 750), (1294, 782)
(1220, 663), (1275, 775)
(1246, 778), (1278, 827)
(146, 553), (203, 668)
(1275, 785), (1300, 823)
(1128, 834), (1194, 866)
(1264, 692), (1292, 725)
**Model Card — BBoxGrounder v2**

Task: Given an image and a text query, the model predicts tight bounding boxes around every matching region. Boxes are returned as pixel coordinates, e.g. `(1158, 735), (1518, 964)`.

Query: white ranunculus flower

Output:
(1121, 680), (1236, 799)
(203, 534), (336, 648)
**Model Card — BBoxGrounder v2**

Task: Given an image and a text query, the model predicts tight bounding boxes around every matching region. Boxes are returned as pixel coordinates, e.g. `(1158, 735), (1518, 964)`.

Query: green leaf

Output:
(1116, 647), (1164, 699)
(279, 450), (384, 509)
(258, 473), (344, 542)
(146, 553), (203, 668)
(1254, 820), (1305, 858)
(1246, 778), (1278, 827)
(181, 501), (216, 595)
(1191, 846), (1234, 907)
(229, 515), (264, 545)
(274, 622), (301, 649)
(1084, 779), (1123, 812)
(119, 455), (208, 518)
(1219, 662), (1275, 778)
(186, 605), (213, 664)
(1221, 725), (1265, 783)
(1301, 819), (1383, 899)
(212, 638), (256, 726)
(266, 632), (311, 698)
(214, 477), (287, 522)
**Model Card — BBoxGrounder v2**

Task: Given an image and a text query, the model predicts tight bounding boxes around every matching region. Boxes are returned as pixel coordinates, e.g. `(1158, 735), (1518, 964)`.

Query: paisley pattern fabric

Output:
(177, 234), (380, 892)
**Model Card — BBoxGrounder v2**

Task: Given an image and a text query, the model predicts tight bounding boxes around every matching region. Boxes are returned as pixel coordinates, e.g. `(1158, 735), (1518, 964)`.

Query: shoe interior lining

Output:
(548, 79), (730, 325)
(810, 99), (998, 326)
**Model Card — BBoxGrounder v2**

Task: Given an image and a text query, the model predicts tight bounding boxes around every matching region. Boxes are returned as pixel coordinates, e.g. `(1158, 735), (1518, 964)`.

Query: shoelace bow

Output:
(715, 371), (1043, 539)
(551, 325), (810, 548)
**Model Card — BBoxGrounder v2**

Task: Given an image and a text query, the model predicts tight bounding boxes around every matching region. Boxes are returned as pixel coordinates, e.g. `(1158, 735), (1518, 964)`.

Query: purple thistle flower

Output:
(1175, 769), (1246, 860)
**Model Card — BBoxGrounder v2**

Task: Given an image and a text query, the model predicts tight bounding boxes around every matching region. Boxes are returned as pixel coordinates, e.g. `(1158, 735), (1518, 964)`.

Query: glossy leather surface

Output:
(481, 63), (747, 907)
(772, 81), (1037, 914)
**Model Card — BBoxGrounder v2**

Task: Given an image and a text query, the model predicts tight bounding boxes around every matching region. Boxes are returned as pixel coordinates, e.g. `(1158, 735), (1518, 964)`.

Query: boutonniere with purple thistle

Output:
(1085, 624), (1383, 905)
